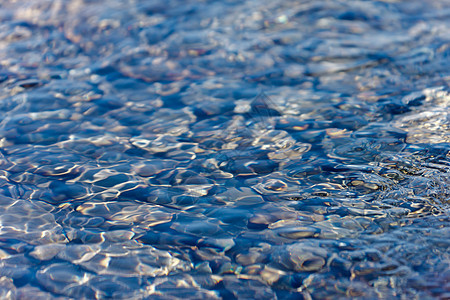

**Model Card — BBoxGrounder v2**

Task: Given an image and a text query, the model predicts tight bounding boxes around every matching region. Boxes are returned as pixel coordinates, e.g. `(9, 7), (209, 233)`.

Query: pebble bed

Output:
(0, 0), (449, 299)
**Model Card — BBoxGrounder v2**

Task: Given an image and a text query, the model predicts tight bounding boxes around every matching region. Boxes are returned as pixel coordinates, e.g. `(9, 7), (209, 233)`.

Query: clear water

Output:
(0, 0), (449, 299)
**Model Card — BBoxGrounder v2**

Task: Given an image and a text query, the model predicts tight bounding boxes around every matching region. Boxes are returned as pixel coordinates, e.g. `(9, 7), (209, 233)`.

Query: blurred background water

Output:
(0, 0), (449, 299)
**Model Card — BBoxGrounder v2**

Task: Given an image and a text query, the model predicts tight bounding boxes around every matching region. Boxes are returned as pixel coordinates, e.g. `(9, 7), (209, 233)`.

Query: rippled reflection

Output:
(0, 0), (449, 299)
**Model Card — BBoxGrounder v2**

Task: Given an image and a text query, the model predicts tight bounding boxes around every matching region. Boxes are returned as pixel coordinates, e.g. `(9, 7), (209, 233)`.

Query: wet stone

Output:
(15, 285), (67, 300)
(0, 254), (35, 285)
(0, 195), (68, 245)
(0, 277), (15, 300)
(131, 160), (179, 177)
(220, 276), (277, 300)
(277, 227), (319, 239)
(171, 220), (224, 237)
(87, 276), (144, 299)
(272, 243), (328, 272)
(146, 275), (222, 299)
(29, 244), (66, 261)
(248, 214), (280, 229)
(36, 263), (96, 298)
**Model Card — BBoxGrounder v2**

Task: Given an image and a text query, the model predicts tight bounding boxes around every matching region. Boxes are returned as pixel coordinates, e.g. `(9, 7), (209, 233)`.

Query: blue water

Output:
(0, 0), (449, 299)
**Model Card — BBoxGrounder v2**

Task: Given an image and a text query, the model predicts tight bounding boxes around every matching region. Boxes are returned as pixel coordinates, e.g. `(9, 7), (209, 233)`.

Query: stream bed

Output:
(0, 0), (449, 299)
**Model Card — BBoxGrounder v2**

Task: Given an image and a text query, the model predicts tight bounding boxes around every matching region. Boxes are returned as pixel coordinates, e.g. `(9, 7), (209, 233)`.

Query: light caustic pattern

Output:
(0, 0), (449, 299)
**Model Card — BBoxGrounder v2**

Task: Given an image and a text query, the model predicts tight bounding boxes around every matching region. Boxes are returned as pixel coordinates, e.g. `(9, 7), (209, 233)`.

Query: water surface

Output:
(0, 0), (449, 299)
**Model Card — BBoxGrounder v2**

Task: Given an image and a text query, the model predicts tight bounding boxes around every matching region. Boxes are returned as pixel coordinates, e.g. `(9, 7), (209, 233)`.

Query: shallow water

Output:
(0, 0), (449, 299)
